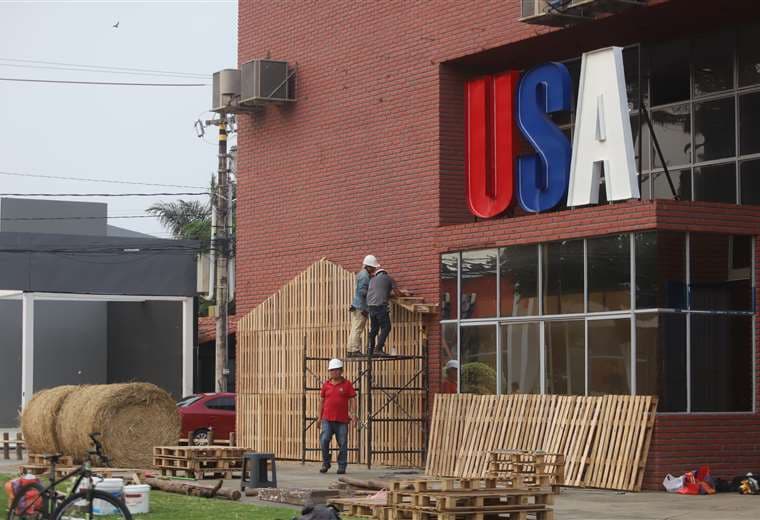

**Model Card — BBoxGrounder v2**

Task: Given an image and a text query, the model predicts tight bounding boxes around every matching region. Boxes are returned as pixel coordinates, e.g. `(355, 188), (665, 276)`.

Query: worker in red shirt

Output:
(441, 360), (459, 393)
(319, 358), (356, 474)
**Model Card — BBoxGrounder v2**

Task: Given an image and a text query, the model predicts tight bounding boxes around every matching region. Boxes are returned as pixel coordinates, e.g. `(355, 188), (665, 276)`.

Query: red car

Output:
(177, 393), (236, 446)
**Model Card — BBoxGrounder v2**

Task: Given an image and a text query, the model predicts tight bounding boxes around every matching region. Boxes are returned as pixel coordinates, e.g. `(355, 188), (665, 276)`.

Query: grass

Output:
(0, 474), (299, 519)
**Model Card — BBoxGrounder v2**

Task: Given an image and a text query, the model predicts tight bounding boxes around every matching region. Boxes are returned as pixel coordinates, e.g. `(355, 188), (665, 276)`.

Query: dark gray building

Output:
(0, 198), (197, 428)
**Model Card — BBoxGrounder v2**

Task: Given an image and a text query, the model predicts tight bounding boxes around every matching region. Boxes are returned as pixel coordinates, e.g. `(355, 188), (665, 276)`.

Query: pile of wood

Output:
(426, 393), (657, 492)
(331, 473), (559, 520)
(2, 432), (25, 461)
(152, 446), (249, 480)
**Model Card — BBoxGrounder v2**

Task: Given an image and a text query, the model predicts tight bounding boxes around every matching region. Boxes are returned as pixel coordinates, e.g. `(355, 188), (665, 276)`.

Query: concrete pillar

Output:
(21, 293), (34, 408)
(182, 297), (194, 397)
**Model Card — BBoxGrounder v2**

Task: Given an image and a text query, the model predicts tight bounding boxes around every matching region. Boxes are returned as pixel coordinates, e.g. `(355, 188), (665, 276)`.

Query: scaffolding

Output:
(301, 340), (428, 469)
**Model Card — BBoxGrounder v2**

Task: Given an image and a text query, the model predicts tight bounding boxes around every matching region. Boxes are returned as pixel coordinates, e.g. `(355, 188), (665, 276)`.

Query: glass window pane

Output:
(635, 231), (687, 309)
(440, 323), (459, 394)
(461, 250), (497, 318)
(692, 31), (734, 96)
(649, 40), (690, 106)
(690, 315), (753, 412)
(693, 163), (736, 204)
(623, 46), (641, 110)
(460, 325), (497, 394)
(740, 158), (760, 205)
(643, 169), (691, 201)
(587, 234), (630, 312)
(739, 92), (760, 156)
(630, 114), (650, 173)
(500, 323), (540, 395)
(636, 313), (687, 412)
(690, 233), (752, 311)
(651, 104), (691, 168)
(694, 97), (735, 162)
(441, 253), (458, 320)
(588, 319), (631, 395)
(738, 23), (760, 87)
(543, 240), (584, 315)
(500, 245), (539, 317)
(545, 320), (585, 395)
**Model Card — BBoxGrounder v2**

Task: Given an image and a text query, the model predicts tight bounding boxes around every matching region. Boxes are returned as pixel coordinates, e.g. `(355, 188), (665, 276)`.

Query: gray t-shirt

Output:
(366, 271), (397, 306)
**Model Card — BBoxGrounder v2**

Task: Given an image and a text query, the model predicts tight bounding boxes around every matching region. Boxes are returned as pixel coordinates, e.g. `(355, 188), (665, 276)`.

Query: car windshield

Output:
(176, 395), (202, 407)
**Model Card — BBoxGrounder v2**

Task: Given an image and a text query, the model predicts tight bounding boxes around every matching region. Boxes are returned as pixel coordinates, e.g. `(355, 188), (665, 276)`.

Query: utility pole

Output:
(213, 115), (230, 392)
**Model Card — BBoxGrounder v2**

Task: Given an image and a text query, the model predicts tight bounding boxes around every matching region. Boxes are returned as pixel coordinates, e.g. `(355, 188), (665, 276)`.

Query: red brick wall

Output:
(237, 0), (760, 488)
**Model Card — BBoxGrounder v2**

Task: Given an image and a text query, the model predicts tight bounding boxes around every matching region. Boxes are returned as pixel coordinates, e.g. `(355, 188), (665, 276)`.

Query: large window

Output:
(441, 232), (754, 412)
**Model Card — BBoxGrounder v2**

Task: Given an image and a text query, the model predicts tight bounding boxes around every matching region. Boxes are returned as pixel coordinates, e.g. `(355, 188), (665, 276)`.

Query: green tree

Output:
(146, 199), (211, 248)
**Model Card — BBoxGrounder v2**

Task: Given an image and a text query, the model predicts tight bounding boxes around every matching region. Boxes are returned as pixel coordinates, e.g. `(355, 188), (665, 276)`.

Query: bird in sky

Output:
(113, 21), (120, 29)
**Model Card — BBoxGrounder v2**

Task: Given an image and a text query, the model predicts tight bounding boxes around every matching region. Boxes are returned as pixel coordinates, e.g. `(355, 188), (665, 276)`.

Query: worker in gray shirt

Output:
(347, 255), (379, 357)
(366, 267), (401, 356)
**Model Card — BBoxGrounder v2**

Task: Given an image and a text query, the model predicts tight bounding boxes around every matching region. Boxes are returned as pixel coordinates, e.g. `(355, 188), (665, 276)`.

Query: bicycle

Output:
(7, 433), (132, 520)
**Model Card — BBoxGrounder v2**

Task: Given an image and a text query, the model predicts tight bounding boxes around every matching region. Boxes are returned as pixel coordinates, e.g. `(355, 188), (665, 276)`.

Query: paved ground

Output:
(3, 458), (760, 518)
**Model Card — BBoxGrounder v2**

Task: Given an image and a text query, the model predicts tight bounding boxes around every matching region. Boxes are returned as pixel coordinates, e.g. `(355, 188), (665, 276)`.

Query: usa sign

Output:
(465, 47), (639, 218)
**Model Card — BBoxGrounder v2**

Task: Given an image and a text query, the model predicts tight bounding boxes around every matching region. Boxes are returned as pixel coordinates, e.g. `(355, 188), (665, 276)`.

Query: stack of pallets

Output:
(331, 452), (562, 520)
(152, 446), (249, 480)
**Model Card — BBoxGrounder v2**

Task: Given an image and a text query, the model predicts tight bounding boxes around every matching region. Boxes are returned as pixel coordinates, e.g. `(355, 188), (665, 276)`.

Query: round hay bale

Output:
(21, 385), (79, 454)
(57, 383), (180, 468)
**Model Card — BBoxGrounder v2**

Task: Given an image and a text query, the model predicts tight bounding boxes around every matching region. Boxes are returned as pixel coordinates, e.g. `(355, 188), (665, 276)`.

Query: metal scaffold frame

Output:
(301, 337), (428, 469)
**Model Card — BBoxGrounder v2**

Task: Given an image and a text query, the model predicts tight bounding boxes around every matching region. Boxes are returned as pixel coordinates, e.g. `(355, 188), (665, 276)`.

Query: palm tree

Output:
(146, 199), (212, 247)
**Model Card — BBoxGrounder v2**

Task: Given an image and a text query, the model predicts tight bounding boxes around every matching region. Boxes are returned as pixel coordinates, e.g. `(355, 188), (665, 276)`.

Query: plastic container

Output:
(123, 484), (151, 514)
(80, 477), (124, 516)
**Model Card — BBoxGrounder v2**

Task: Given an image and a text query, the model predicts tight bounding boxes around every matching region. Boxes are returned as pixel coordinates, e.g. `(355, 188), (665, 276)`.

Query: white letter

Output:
(567, 47), (639, 207)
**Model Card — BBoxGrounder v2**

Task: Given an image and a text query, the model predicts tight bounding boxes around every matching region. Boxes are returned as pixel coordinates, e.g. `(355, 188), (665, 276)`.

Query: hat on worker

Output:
(328, 358), (344, 370)
(445, 360), (460, 371)
(362, 255), (380, 268)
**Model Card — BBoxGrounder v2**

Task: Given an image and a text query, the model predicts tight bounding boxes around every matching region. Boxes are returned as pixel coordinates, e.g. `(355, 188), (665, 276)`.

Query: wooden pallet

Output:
(157, 467), (241, 480)
(21, 464), (146, 480)
(27, 453), (75, 466)
(426, 394), (657, 492)
(153, 446), (249, 459)
(332, 476), (556, 520)
(2, 432), (25, 461)
(152, 456), (243, 470)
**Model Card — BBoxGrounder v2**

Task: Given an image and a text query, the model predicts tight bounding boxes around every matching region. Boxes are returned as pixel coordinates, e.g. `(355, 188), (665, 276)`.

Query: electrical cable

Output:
(0, 61), (209, 79)
(0, 192), (208, 197)
(0, 57), (209, 78)
(0, 170), (207, 189)
(0, 77), (207, 87)
(0, 215), (158, 221)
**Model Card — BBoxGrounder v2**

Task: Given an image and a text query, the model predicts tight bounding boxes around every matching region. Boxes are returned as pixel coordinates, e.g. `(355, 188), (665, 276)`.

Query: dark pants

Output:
(320, 420), (348, 468)
(368, 304), (391, 352)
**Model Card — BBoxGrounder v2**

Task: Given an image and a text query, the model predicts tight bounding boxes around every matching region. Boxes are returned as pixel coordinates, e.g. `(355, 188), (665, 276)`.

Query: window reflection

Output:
(739, 92), (760, 156)
(693, 163), (736, 204)
(738, 23), (760, 87)
(690, 233), (752, 311)
(543, 240), (584, 315)
(636, 314), (687, 412)
(692, 31), (734, 96)
(588, 319), (631, 395)
(440, 323), (458, 394)
(500, 245), (539, 317)
(651, 104), (691, 168)
(461, 250), (497, 318)
(545, 320), (585, 395)
(649, 39), (690, 106)
(694, 98), (735, 162)
(500, 323), (540, 394)
(440, 253), (458, 320)
(461, 325), (497, 394)
(740, 159), (760, 205)
(587, 235), (630, 312)
(642, 170), (691, 201)
(635, 231), (687, 309)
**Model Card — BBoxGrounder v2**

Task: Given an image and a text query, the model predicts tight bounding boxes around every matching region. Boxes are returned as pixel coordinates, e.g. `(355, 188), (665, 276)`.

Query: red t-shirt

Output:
(441, 379), (457, 394)
(320, 378), (356, 423)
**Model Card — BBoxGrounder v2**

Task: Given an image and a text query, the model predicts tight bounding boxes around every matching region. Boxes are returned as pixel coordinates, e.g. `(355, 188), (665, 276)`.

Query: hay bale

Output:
(57, 383), (180, 468)
(21, 385), (78, 454)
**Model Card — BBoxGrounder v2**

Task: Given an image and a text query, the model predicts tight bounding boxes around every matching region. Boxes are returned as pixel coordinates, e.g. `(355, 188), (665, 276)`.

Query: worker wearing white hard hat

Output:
(318, 357), (356, 475)
(347, 255), (380, 357)
(442, 359), (459, 394)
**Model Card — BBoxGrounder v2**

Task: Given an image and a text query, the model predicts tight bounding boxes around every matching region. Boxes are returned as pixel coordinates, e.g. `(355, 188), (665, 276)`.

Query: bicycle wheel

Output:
(52, 490), (132, 520)
(7, 482), (50, 520)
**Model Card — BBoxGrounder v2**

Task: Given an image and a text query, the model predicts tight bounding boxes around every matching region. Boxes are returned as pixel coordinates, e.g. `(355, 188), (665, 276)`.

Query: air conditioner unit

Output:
(212, 69), (241, 113)
(520, 0), (644, 26)
(240, 59), (295, 105)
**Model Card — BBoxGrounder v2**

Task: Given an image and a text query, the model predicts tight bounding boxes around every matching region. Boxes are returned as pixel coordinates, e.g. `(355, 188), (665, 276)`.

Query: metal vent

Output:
(520, 0), (645, 26)
(240, 59), (294, 105)
(211, 69), (241, 112)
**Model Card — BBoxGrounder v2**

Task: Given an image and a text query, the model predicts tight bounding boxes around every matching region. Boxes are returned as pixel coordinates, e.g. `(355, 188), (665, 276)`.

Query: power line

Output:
(0, 57), (209, 78)
(0, 192), (208, 197)
(0, 77), (207, 87)
(0, 63), (209, 80)
(0, 215), (158, 221)
(0, 170), (207, 189)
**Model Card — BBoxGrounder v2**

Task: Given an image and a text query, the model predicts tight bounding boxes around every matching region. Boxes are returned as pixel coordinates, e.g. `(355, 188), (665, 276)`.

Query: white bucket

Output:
(123, 484), (151, 514)
(80, 477), (125, 516)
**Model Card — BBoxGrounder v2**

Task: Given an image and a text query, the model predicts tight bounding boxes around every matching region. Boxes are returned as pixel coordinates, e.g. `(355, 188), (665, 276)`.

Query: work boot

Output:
(373, 349), (390, 357)
(319, 464), (331, 473)
(337, 466), (347, 475)
(346, 351), (363, 358)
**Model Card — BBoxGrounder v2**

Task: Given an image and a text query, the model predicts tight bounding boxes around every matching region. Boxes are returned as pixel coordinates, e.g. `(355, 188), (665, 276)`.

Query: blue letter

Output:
(516, 62), (572, 213)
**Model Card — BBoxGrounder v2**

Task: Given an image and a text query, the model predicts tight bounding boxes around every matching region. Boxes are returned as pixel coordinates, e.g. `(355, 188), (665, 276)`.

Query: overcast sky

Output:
(0, 0), (237, 237)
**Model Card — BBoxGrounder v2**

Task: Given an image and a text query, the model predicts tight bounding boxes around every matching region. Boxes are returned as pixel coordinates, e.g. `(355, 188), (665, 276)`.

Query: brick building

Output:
(236, 0), (760, 487)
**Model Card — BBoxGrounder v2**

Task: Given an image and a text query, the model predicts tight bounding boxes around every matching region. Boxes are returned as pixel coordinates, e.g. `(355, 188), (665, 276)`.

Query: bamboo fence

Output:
(426, 393), (657, 492)
(237, 259), (426, 467)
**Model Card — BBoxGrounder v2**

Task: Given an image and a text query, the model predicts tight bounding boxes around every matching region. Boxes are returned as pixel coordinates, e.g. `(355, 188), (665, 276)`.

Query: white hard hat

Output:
(445, 360), (460, 370)
(362, 255), (380, 268)
(328, 358), (344, 370)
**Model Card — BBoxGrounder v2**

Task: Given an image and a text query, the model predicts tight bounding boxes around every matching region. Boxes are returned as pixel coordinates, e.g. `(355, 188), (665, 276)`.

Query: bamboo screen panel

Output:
(237, 259), (425, 467)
